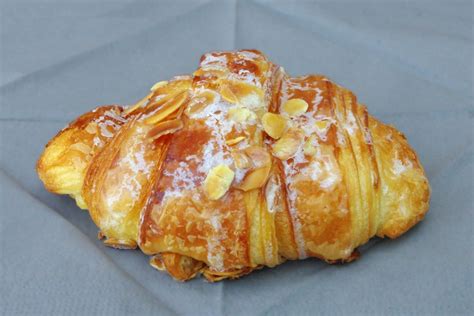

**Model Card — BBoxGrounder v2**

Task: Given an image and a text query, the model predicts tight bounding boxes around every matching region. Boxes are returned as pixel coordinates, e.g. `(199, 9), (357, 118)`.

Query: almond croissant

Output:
(37, 50), (430, 281)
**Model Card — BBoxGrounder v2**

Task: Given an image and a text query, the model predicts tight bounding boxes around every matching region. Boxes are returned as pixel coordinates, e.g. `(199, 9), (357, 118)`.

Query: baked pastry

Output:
(37, 50), (430, 281)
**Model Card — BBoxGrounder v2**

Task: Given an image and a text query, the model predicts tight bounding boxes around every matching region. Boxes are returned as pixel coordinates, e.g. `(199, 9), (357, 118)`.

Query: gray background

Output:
(0, 0), (472, 315)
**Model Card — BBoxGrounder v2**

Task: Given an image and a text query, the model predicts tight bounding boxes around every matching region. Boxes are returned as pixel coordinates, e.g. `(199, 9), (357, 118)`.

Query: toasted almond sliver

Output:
(125, 92), (153, 115)
(220, 85), (239, 104)
(226, 136), (246, 146)
(168, 102), (186, 120)
(282, 98), (309, 117)
(145, 88), (188, 113)
(236, 166), (271, 191)
(185, 91), (216, 117)
(232, 151), (251, 169)
(272, 128), (305, 160)
(219, 79), (265, 110)
(185, 101), (207, 117)
(262, 113), (287, 139)
(144, 91), (188, 125)
(150, 80), (168, 91)
(148, 119), (183, 140)
(244, 146), (272, 168)
(203, 164), (235, 200)
(234, 146), (272, 191)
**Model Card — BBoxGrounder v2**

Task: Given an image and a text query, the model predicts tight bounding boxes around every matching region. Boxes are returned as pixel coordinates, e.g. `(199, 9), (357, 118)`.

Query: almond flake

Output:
(236, 166), (271, 191)
(282, 98), (309, 116)
(203, 164), (235, 200)
(262, 113), (287, 139)
(225, 136), (246, 146)
(220, 85), (239, 104)
(272, 128), (305, 160)
(231, 151), (251, 169)
(147, 119), (184, 140)
(227, 107), (254, 123)
(144, 91), (189, 125)
(125, 92), (153, 115)
(185, 90), (216, 117)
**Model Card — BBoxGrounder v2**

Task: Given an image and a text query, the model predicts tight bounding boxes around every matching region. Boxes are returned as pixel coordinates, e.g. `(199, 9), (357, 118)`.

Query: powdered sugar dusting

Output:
(344, 110), (358, 135)
(160, 88), (238, 203)
(105, 139), (152, 209)
(207, 214), (226, 271)
(392, 158), (412, 175)
(282, 145), (308, 258)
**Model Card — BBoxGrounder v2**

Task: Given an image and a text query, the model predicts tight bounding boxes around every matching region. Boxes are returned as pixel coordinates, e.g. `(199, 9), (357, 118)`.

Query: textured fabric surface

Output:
(0, 0), (472, 314)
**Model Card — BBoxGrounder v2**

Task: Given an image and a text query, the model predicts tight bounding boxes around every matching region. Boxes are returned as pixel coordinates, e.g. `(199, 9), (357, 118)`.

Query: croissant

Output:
(37, 50), (430, 281)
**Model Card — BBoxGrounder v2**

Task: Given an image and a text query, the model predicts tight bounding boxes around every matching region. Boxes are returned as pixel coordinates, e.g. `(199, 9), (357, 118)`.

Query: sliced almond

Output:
(236, 166), (271, 191)
(125, 92), (153, 115)
(220, 84), (239, 104)
(231, 151), (251, 169)
(144, 91), (189, 125)
(282, 98), (309, 117)
(272, 128), (305, 160)
(234, 146), (272, 191)
(147, 119), (184, 140)
(170, 103), (185, 120)
(220, 80), (264, 108)
(185, 90), (216, 117)
(226, 136), (246, 146)
(150, 80), (168, 91)
(227, 107), (254, 123)
(244, 146), (272, 168)
(145, 90), (186, 113)
(262, 113), (287, 139)
(203, 164), (235, 200)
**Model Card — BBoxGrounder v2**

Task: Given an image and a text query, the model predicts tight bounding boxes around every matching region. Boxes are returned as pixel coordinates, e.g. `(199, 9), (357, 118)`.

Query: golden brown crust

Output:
(36, 105), (125, 208)
(36, 50), (430, 281)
